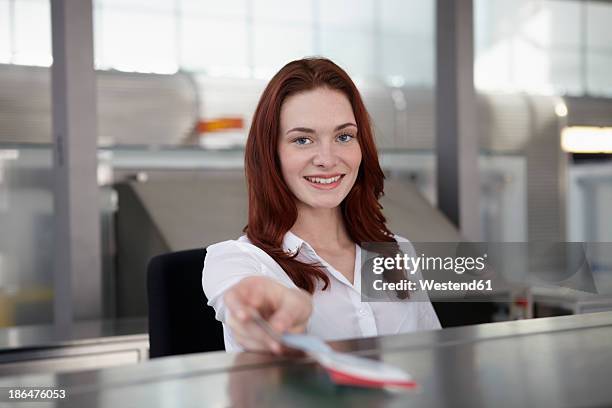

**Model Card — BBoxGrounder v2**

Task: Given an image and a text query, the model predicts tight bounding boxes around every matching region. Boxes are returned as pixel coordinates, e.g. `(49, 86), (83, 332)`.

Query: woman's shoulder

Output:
(202, 236), (264, 303)
(206, 235), (253, 255)
(203, 236), (263, 285)
(203, 235), (297, 290)
(205, 235), (273, 264)
(392, 234), (411, 244)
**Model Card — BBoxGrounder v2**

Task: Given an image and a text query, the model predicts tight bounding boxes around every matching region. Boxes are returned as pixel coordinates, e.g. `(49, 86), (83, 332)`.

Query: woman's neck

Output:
(291, 205), (353, 251)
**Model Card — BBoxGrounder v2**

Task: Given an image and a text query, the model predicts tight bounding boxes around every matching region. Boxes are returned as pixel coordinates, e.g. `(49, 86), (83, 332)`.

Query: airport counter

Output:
(0, 318), (148, 376)
(1, 312), (611, 407)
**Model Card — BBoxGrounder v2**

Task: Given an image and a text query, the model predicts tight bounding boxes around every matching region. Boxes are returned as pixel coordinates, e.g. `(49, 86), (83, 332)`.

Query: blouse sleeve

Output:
(417, 299), (442, 330)
(202, 240), (263, 324)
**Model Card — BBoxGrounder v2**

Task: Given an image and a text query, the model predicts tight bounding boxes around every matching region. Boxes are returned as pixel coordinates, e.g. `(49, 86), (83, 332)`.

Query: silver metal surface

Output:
(0, 319), (148, 377)
(533, 287), (612, 315)
(0, 313), (610, 407)
(0, 319), (148, 352)
(50, 0), (101, 324)
(524, 95), (568, 242)
(435, 0), (481, 241)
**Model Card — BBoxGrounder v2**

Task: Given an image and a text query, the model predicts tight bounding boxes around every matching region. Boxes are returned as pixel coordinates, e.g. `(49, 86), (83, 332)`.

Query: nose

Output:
(312, 141), (339, 168)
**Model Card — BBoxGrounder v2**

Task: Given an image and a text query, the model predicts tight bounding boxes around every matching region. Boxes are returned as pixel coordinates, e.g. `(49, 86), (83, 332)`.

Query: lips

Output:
(303, 174), (345, 190)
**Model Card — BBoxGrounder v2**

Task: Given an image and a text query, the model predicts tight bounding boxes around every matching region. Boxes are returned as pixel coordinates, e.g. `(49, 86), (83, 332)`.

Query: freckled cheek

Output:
(346, 147), (362, 174)
(280, 151), (309, 181)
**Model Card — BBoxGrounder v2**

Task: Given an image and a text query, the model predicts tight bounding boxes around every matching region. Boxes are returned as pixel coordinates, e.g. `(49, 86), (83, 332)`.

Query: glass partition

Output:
(0, 146), (53, 327)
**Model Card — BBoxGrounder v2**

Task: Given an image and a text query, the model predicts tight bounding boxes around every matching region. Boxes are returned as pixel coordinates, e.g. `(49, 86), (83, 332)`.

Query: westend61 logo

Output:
(361, 242), (601, 302)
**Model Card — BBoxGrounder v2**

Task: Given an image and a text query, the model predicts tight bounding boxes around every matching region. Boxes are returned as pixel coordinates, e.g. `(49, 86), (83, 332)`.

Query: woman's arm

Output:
(224, 276), (312, 354)
(203, 241), (312, 353)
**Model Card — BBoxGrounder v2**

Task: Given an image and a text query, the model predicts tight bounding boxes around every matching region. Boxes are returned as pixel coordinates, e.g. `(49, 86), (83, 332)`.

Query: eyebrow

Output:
(286, 122), (357, 135)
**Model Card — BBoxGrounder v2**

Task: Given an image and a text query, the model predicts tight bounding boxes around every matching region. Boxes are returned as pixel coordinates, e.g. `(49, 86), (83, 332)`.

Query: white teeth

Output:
(306, 175), (341, 184)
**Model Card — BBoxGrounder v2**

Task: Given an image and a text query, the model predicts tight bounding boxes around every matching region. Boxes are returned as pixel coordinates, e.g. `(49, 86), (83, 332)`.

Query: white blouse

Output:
(202, 231), (441, 352)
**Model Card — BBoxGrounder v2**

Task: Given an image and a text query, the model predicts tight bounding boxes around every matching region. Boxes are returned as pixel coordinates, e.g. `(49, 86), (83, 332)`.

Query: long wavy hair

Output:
(244, 57), (398, 294)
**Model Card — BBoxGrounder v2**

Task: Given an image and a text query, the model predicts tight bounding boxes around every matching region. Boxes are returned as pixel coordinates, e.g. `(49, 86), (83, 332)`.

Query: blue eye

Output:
(337, 133), (355, 143)
(293, 137), (312, 146)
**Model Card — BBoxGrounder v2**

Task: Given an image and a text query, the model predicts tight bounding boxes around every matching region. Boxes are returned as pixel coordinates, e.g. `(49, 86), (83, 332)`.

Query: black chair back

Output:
(147, 248), (225, 358)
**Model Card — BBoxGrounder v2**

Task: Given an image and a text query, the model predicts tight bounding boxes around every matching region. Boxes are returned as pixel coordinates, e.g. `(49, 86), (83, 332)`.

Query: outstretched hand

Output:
(224, 276), (313, 354)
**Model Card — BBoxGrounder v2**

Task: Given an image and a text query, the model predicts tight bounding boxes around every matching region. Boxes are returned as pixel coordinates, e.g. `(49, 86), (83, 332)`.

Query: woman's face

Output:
(278, 87), (362, 211)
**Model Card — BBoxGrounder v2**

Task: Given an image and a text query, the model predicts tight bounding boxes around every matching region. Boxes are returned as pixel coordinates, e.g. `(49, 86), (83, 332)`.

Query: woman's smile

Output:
(303, 174), (345, 190)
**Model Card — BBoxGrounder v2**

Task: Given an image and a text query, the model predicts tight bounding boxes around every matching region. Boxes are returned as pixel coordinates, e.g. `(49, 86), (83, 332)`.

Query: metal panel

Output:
(0, 318), (148, 376)
(525, 95), (568, 241)
(50, 0), (101, 323)
(435, 0), (481, 241)
(565, 95), (612, 127)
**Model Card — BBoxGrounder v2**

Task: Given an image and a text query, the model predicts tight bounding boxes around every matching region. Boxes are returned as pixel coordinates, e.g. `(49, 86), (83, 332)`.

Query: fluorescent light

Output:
(561, 126), (612, 153)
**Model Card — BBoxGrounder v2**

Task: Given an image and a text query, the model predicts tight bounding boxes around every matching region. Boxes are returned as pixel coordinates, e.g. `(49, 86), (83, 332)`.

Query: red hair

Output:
(244, 57), (397, 294)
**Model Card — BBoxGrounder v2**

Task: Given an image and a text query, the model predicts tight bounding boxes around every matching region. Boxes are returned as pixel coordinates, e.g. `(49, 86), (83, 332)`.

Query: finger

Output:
(268, 290), (311, 333)
(228, 323), (270, 351)
(228, 312), (281, 353)
(233, 332), (269, 352)
(236, 328), (281, 354)
(287, 322), (308, 334)
(224, 290), (250, 321)
(227, 308), (262, 339)
(225, 282), (274, 322)
(268, 309), (291, 333)
(230, 279), (278, 317)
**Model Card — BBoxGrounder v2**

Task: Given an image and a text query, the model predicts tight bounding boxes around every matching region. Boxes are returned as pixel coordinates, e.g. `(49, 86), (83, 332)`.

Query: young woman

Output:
(202, 58), (440, 353)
